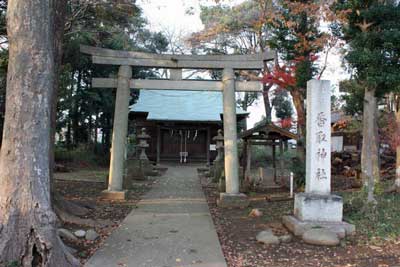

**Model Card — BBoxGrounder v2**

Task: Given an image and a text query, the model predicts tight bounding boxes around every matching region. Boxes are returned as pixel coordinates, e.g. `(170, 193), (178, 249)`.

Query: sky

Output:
(137, 0), (349, 128)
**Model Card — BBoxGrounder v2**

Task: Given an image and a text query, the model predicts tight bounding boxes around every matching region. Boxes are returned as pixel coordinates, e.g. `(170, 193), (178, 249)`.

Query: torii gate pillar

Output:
(101, 65), (132, 200)
(218, 68), (250, 208)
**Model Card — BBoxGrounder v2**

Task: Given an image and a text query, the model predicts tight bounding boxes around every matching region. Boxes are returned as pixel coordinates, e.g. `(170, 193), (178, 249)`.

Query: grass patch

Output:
(6, 261), (20, 267)
(342, 187), (400, 242)
(55, 145), (110, 168)
(54, 169), (108, 182)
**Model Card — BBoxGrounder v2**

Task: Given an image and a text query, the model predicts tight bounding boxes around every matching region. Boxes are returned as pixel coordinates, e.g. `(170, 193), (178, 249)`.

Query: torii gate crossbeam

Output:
(81, 45), (275, 208)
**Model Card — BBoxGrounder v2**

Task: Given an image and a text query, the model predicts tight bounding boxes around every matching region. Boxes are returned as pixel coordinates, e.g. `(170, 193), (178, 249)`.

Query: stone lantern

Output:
(213, 129), (224, 164)
(137, 128), (150, 161)
(125, 128), (151, 183)
(213, 129), (224, 163)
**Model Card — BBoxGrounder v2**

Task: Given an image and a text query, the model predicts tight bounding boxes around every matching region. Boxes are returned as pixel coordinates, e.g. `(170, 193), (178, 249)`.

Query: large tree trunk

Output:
(393, 104), (400, 191)
(0, 1), (78, 266)
(394, 134), (400, 191)
(361, 87), (380, 204)
(387, 95), (400, 193)
(263, 84), (272, 122)
(291, 88), (306, 161)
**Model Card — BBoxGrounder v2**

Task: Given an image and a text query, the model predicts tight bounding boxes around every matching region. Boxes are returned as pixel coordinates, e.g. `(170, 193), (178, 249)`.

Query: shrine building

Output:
(130, 89), (248, 165)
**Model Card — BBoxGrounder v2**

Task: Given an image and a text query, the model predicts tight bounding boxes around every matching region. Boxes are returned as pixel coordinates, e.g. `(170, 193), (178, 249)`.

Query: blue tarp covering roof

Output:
(130, 89), (248, 122)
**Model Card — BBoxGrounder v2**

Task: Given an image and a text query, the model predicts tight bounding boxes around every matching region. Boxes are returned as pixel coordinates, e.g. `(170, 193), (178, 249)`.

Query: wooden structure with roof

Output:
(130, 90), (248, 164)
(239, 122), (298, 184)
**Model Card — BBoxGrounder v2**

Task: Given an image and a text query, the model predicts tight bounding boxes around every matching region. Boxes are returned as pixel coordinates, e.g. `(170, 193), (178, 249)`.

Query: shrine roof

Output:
(239, 121), (298, 141)
(130, 89), (248, 122)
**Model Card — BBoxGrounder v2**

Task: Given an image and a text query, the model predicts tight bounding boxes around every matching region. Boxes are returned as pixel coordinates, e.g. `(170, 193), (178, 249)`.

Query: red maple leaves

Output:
(280, 117), (293, 129)
(262, 63), (297, 88)
(262, 55), (319, 90)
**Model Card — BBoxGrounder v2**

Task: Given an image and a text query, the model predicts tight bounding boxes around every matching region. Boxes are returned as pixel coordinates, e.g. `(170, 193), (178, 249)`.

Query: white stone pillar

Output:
(305, 79), (331, 194)
(105, 65), (132, 199)
(292, 79), (343, 222)
(222, 68), (240, 194)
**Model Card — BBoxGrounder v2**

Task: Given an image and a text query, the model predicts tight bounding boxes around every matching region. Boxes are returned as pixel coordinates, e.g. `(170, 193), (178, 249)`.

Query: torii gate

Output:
(80, 45), (274, 207)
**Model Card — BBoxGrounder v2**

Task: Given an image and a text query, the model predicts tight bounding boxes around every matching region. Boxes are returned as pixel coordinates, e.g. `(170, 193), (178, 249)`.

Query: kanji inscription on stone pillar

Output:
(305, 80), (331, 194)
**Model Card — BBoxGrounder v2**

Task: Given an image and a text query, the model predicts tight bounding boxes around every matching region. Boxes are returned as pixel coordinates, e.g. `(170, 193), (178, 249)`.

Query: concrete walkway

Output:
(85, 164), (227, 267)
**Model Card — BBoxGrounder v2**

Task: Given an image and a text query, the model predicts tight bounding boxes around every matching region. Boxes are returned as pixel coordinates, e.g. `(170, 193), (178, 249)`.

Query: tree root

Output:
(54, 193), (92, 217)
(55, 206), (111, 228)
(0, 213), (80, 267)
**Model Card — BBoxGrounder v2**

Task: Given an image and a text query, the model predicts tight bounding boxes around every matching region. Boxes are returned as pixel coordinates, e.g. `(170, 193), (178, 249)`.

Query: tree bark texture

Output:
(262, 83), (272, 123)
(387, 95), (400, 193)
(291, 88), (306, 161)
(396, 139), (400, 190)
(0, 1), (78, 266)
(361, 87), (380, 203)
(394, 106), (400, 190)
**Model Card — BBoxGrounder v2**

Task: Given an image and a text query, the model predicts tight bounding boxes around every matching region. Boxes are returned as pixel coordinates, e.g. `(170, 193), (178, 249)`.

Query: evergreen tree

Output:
(272, 89), (293, 127)
(333, 0), (400, 203)
(57, 1), (168, 150)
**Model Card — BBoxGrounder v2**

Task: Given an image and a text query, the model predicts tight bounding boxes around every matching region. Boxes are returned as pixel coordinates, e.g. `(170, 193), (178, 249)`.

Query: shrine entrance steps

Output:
(85, 164), (227, 267)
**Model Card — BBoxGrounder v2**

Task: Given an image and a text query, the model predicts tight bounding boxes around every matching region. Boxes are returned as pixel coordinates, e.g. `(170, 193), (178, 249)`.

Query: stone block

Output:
(218, 178), (226, 192)
(142, 160), (158, 176)
(101, 190), (127, 200)
(197, 167), (210, 172)
(282, 215), (355, 238)
(294, 193), (343, 222)
(127, 159), (159, 183)
(217, 193), (250, 208)
(302, 229), (340, 246)
(213, 160), (224, 183)
(256, 230), (280, 245)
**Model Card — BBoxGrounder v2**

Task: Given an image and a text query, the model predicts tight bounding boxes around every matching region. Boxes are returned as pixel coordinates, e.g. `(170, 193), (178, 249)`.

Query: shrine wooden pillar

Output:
(206, 127), (211, 166)
(279, 139), (284, 184)
(156, 125), (161, 164)
(245, 140), (252, 181)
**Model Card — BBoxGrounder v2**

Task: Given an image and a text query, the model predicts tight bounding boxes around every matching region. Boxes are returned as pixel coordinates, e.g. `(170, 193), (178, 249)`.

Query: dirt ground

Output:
(199, 173), (400, 267)
(55, 169), (156, 263)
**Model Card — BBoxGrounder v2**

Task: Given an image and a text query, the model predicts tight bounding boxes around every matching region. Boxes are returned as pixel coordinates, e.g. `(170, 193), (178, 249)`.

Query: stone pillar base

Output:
(284, 194), (355, 240)
(294, 193), (343, 222)
(282, 215), (355, 238)
(217, 193), (249, 209)
(101, 190), (127, 200)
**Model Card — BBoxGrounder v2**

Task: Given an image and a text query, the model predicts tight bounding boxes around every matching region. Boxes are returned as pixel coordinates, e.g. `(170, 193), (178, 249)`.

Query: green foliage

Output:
(333, 1), (400, 95)
(272, 90), (293, 120)
(55, 1), (168, 152)
(340, 79), (365, 116)
(288, 154), (306, 187)
(55, 144), (109, 167)
(6, 261), (20, 267)
(250, 145), (271, 166)
(0, 1), (168, 151)
(342, 186), (400, 241)
(196, 1), (270, 54)
(268, 1), (323, 89)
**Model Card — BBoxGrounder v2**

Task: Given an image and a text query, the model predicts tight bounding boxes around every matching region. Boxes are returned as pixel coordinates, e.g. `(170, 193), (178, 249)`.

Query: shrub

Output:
(55, 144), (110, 167)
